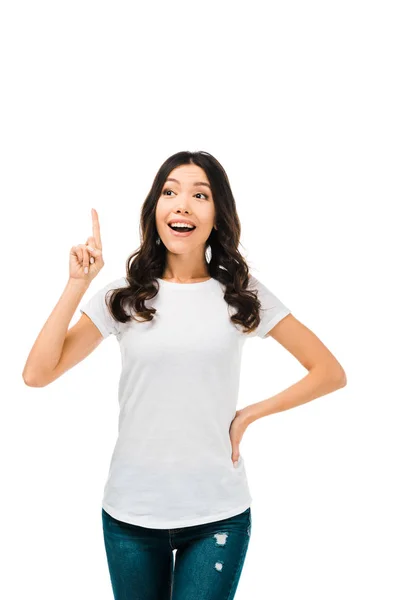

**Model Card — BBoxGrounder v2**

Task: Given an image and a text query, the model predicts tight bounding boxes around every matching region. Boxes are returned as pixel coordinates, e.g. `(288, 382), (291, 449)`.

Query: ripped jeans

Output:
(102, 506), (252, 600)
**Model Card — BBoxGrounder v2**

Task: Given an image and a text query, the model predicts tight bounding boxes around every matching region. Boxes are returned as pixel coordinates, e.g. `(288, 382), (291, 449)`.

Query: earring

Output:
(156, 235), (161, 245)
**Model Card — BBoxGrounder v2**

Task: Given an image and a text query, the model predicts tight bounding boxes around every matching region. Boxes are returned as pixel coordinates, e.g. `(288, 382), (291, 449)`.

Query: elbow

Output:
(311, 363), (347, 388)
(22, 370), (47, 388)
(332, 367), (347, 388)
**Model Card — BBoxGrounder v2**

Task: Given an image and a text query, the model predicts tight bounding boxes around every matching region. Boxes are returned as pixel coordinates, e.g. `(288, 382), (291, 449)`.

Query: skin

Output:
(155, 164), (218, 283)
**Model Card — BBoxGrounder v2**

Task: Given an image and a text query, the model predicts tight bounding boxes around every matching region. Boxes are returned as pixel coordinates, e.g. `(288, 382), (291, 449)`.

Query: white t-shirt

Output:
(79, 273), (291, 529)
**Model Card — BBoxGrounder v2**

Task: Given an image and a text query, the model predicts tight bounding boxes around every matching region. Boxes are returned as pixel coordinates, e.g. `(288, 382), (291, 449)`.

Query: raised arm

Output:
(22, 208), (105, 387)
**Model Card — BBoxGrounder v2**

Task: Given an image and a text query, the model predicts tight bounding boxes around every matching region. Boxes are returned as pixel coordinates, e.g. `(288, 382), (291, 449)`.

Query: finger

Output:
(85, 244), (102, 258)
(231, 444), (240, 467)
(84, 236), (102, 256)
(73, 245), (83, 263)
(86, 235), (96, 248)
(91, 208), (102, 251)
(85, 236), (96, 263)
(78, 244), (90, 274)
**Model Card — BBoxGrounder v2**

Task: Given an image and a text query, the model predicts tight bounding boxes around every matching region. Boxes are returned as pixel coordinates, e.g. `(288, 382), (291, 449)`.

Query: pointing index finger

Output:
(91, 208), (102, 250)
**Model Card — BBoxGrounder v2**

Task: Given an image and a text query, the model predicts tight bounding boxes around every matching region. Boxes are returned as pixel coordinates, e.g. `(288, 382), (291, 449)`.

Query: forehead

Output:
(166, 164), (210, 186)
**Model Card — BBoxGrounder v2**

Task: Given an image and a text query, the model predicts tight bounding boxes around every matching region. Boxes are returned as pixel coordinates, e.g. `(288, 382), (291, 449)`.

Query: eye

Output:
(162, 189), (209, 200)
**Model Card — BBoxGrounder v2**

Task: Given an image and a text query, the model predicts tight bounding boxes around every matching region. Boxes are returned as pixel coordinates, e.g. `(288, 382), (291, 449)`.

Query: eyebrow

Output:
(164, 177), (211, 190)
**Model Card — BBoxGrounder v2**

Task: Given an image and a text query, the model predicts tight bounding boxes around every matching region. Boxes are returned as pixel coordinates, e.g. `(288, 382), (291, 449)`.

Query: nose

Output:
(175, 207), (191, 215)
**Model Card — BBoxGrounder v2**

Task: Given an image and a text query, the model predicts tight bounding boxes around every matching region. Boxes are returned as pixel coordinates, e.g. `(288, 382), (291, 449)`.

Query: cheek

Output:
(155, 202), (167, 222)
(198, 213), (215, 230)
(196, 202), (214, 221)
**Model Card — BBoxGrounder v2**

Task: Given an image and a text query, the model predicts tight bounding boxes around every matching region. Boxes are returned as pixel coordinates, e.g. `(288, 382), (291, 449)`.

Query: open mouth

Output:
(167, 223), (197, 237)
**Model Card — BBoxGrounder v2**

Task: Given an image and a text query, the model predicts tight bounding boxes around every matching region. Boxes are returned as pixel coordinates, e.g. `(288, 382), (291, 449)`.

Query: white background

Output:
(2, 1), (399, 598)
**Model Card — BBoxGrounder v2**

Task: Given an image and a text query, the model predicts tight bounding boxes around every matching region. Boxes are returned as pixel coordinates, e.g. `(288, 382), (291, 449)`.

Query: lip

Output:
(167, 218), (197, 227)
(166, 223), (197, 238)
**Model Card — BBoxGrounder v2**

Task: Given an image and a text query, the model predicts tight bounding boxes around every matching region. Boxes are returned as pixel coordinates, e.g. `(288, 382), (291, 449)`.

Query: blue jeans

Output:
(102, 506), (252, 599)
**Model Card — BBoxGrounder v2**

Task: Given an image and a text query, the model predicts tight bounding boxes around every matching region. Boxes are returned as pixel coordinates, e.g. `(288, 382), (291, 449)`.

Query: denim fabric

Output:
(102, 506), (252, 599)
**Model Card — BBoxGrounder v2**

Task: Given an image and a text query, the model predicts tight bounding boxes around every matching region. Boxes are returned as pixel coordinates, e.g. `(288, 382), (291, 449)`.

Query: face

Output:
(155, 164), (217, 255)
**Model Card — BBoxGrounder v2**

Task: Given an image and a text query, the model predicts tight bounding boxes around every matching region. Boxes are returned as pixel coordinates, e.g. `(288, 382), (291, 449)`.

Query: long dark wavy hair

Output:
(106, 150), (263, 335)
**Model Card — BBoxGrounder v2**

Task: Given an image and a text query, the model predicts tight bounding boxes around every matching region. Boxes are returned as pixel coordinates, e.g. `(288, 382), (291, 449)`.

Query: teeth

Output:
(169, 222), (195, 229)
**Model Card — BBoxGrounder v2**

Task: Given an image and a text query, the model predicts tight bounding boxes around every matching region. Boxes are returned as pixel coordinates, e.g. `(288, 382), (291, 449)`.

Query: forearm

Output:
(244, 366), (347, 425)
(22, 278), (90, 383)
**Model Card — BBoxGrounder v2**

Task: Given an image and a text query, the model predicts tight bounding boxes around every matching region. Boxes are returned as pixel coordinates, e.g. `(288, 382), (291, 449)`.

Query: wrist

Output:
(241, 405), (260, 426)
(67, 277), (91, 292)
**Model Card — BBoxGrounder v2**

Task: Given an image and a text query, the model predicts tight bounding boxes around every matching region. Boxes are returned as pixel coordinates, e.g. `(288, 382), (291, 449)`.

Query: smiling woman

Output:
(68, 152), (297, 534)
(23, 149), (345, 600)
(155, 163), (218, 265)
(96, 150), (276, 334)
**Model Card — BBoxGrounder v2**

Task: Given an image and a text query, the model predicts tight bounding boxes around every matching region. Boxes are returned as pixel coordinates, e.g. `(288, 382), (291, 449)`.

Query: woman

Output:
(23, 150), (346, 599)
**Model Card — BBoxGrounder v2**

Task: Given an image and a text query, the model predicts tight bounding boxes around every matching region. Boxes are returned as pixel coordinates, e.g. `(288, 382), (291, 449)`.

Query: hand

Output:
(69, 208), (104, 282)
(229, 407), (252, 467)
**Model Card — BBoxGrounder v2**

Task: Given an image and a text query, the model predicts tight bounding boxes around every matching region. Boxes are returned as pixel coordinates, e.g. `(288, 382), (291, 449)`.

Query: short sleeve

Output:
(247, 274), (291, 338)
(79, 277), (126, 339)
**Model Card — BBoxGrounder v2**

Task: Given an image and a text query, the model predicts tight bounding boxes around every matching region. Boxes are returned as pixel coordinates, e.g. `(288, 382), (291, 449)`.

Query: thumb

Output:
(231, 445), (240, 468)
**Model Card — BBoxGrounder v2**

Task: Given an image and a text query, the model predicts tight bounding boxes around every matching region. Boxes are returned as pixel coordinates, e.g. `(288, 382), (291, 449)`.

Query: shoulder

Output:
(247, 272), (272, 295)
(102, 276), (129, 291)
